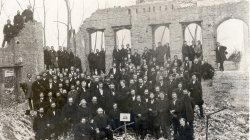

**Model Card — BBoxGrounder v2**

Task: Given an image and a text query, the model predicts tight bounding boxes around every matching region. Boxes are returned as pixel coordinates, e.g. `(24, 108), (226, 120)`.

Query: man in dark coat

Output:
(99, 48), (106, 74)
(188, 74), (204, 118)
(131, 49), (141, 67)
(113, 46), (121, 67)
(63, 47), (70, 69)
(142, 47), (151, 65)
(156, 42), (165, 66)
(108, 103), (121, 131)
(46, 102), (63, 139)
(164, 43), (171, 59)
(57, 46), (64, 70)
(2, 19), (13, 48)
(74, 118), (94, 140)
(13, 10), (24, 36)
(117, 80), (130, 112)
(22, 74), (34, 110)
(157, 92), (171, 139)
(182, 41), (190, 61)
(170, 92), (183, 139)
(22, 5), (33, 22)
(215, 42), (227, 71)
(33, 107), (47, 140)
(93, 108), (113, 140)
(88, 50), (95, 75)
(189, 40), (196, 61)
(32, 75), (46, 103)
(147, 92), (160, 139)
(132, 95), (147, 139)
(77, 99), (92, 123)
(191, 58), (202, 81)
(62, 98), (77, 133)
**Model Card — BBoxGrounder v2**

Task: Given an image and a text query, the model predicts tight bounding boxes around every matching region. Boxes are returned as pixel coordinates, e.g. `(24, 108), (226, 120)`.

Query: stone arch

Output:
(215, 18), (249, 71)
(115, 28), (132, 49)
(184, 23), (202, 46)
(90, 30), (105, 53)
(153, 25), (170, 46)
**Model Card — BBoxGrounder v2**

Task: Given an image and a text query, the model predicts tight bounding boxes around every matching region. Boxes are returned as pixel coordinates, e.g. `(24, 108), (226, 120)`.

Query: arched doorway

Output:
(90, 31), (105, 52)
(216, 19), (248, 71)
(154, 25), (170, 46)
(184, 23), (202, 45)
(115, 29), (132, 49)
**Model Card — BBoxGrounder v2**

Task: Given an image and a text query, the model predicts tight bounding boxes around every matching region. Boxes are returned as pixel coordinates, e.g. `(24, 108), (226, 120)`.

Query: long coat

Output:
(215, 46), (227, 63)
(188, 80), (203, 105)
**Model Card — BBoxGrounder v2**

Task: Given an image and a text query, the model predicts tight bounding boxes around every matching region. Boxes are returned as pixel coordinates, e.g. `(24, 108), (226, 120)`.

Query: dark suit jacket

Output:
(215, 46), (227, 62)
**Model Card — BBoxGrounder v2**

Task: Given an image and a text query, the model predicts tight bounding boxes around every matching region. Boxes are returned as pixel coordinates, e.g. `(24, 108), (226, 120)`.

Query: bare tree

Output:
(0, 0), (6, 15)
(15, 0), (23, 11)
(43, 0), (46, 46)
(57, 0), (60, 47)
(64, 0), (72, 49)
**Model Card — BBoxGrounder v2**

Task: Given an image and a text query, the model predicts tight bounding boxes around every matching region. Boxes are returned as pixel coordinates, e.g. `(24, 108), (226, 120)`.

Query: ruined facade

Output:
(75, 0), (249, 73)
(0, 22), (44, 81)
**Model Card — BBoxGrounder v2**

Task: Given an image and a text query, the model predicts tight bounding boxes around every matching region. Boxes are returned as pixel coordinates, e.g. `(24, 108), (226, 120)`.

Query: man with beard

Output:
(191, 58), (202, 81)
(93, 108), (113, 140)
(108, 103), (121, 131)
(157, 92), (171, 139)
(170, 92), (182, 139)
(33, 107), (47, 140)
(132, 95), (147, 139)
(77, 99), (92, 123)
(74, 118), (94, 140)
(88, 96), (101, 117)
(62, 98), (77, 134)
(78, 80), (91, 102)
(94, 82), (109, 112)
(46, 102), (63, 139)
(142, 47), (151, 65)
(131, 49), (141, 67)
(147, 92), (160, 138)
(117, 80), (130, 112)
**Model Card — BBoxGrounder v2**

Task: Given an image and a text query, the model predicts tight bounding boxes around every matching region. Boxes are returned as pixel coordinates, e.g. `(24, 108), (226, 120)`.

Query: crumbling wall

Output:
(76, 0), (249, 73)
(0, 22), (44, 81)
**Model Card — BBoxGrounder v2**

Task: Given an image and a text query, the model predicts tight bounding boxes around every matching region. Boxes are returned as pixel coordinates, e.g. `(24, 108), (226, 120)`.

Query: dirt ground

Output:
(0, 72), (248, 140)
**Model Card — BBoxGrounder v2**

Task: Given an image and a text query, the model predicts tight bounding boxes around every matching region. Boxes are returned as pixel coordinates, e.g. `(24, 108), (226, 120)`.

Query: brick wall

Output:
(0, 22), (44, 81)
(76, 0), (249, 74)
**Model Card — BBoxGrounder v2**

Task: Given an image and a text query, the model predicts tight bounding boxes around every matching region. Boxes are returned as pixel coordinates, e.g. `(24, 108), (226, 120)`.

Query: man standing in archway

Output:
(215, 42), (227, 71)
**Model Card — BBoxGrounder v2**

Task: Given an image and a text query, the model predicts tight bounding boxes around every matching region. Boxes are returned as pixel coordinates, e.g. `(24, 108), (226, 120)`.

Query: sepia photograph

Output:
(0, 0), (249, 139)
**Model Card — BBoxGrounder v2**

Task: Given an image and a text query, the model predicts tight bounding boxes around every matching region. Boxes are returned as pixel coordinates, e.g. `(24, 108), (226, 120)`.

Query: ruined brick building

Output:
(75, 0), (249, 73)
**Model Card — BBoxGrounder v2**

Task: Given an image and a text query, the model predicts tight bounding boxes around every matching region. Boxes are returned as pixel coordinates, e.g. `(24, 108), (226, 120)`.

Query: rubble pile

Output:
(0, 104), (34, 140)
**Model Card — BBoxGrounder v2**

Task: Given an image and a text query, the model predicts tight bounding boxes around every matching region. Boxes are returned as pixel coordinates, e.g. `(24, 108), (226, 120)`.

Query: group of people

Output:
(44, 46), (82, 72)
(2, 5), (33, 48)
(22, 40), (210, 140)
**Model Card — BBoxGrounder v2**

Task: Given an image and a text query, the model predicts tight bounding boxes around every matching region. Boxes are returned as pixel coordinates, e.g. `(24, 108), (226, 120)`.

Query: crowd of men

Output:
(2, 5), (33, 48)
(44, 46), (82, 72)
(22, 40), (209, 140)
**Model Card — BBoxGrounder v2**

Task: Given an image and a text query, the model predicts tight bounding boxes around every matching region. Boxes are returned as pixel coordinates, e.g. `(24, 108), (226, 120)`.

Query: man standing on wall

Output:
(215, 42), (227, 71)
(2, 19), (13, 48)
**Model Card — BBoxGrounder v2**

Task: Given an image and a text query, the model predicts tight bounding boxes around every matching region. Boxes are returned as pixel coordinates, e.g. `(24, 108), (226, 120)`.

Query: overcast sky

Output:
(0, 0), (136, 50)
